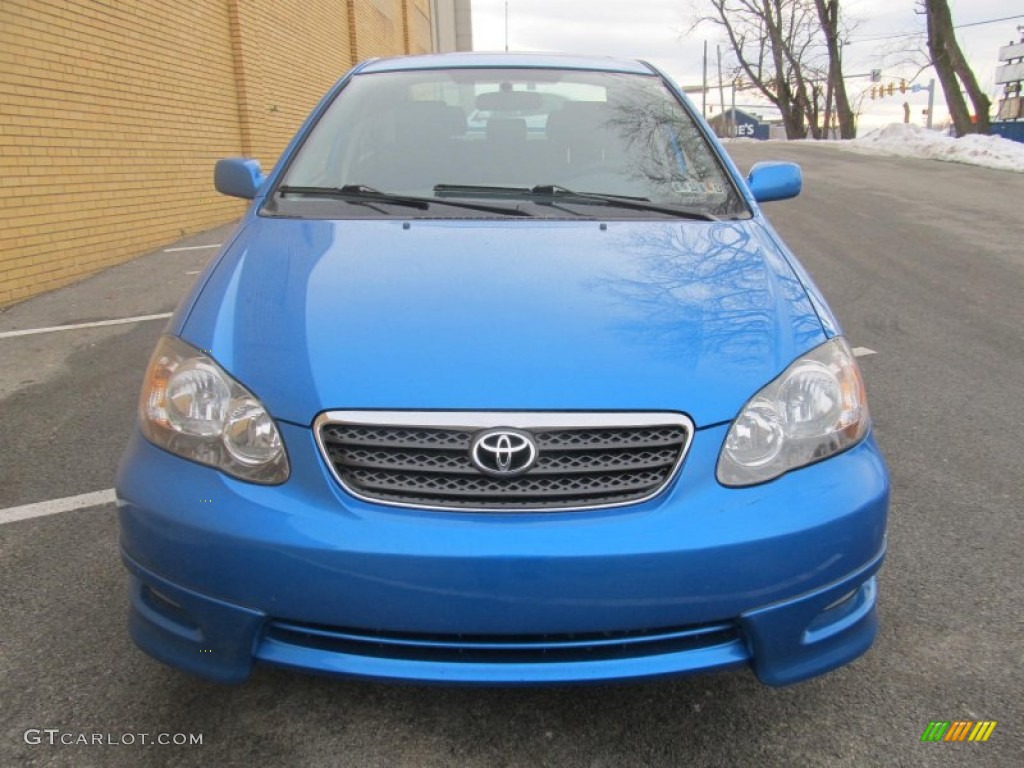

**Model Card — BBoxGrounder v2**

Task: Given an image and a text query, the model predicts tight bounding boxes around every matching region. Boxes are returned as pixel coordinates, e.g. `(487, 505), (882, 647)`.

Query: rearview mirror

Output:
(747, 162), (802, 203)
(215, 158), (265, 199)
(476, 90), (544, 112)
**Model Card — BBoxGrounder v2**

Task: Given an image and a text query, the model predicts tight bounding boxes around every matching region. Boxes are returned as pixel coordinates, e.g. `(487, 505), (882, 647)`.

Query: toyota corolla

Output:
(116, 52), (889, 686)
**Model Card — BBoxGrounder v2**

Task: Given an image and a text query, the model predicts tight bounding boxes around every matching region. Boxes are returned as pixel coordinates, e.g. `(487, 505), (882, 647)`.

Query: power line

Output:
(840, 13), (1024, 46)
(956, 13), (1024, 30)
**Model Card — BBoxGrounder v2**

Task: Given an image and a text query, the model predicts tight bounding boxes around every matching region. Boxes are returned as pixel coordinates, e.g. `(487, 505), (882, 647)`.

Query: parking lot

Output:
(1, 143), (1021, 766)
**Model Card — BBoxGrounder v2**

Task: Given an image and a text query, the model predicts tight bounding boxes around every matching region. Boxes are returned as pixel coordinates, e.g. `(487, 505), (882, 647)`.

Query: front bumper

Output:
(116, 421), (889, 686)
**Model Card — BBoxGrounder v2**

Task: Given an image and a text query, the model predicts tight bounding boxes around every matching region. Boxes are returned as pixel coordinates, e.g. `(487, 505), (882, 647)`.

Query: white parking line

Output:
(0, 313), (173, 339)
(852, 347), (877, 357)
(0, 489), (116, 525)
(163, 243), (222, 252)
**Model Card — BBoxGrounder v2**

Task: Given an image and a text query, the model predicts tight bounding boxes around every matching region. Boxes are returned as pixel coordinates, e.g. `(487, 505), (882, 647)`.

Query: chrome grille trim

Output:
(314, 411), (695, 512)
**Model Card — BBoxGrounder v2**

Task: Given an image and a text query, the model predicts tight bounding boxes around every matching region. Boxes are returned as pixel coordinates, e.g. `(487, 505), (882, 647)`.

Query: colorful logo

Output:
(921, 721), (997, 742)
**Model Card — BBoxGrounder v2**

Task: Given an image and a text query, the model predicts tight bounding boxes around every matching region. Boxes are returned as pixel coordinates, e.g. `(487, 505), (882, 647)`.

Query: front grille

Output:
(263, 620), (740, 664)
(316, 412), (693, 511)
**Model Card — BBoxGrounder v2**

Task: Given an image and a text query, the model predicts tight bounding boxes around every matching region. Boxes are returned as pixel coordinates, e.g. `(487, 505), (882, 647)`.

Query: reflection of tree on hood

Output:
(593, 222), (823, 367)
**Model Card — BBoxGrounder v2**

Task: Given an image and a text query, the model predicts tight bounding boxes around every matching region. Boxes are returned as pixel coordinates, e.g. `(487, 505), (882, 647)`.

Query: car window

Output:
(279, 68), (746, 217)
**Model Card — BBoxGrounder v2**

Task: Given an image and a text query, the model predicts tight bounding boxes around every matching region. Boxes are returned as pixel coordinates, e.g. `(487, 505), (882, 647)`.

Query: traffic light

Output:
(887, 82), (894, 96)
(899, 79), (907, 94)
(870, 86), (876, 99)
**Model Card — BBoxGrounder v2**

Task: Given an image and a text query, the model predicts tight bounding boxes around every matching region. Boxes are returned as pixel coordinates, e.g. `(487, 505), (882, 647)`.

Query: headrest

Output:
(545, 101), (612, 143)
(395, 101), (466, 141)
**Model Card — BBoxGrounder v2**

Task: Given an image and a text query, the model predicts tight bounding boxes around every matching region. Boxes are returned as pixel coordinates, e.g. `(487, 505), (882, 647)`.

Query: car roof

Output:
(358, 52), (656, 76)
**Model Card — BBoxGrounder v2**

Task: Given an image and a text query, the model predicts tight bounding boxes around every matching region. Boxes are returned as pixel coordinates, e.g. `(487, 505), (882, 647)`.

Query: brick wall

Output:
(228, 0), (351, 170)
(349, 0), (406, 62)
(0, 0), (432, 307)
(408, 0), (434, 55)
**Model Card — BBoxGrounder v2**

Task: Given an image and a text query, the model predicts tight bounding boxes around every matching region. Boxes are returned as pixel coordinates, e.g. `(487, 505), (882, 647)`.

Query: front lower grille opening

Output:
(317, 415), (692, 511)
(264, 621), (740, 664)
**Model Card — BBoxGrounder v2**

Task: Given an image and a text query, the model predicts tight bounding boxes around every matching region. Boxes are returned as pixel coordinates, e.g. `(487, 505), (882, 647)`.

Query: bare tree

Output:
(691, 1), (839, 140)
(921, 0), (991, 135)
(813, 0), (855, 138)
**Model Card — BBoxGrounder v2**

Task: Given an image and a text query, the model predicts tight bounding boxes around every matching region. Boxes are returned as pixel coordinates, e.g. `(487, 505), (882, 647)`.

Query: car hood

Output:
(180, 217), (826, 427)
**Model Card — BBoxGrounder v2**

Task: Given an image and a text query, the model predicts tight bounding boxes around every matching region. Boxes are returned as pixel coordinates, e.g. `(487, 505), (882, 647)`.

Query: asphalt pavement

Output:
(1, 145), (1021, 767)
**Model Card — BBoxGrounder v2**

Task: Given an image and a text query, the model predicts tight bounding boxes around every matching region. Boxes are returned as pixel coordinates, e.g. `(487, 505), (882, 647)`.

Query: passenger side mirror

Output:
(215, 158), (266, 199)
(747, 162), (802, 203)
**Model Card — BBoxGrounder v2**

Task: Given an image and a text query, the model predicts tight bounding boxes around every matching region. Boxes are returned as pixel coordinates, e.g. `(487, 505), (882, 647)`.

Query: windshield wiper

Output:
(277, 185), (532, 216)
(434, 184), (533, 197)
(431, 184), (590, 217)
(529, 185), (718, 220)
(279, 185), (428, 209)
(433, 184), (716, 220)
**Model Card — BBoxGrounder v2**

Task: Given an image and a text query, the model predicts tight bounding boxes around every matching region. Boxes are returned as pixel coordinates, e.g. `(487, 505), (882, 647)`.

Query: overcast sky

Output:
(470, 0), (1022, 130)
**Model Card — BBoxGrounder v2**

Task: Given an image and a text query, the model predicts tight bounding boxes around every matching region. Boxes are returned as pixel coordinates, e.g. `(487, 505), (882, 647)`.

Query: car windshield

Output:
(276, 67), (747, 218)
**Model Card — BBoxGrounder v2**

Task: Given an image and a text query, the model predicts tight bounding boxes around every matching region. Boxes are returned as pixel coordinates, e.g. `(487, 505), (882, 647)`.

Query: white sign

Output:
(997, 42), (1024, 62)
(995, 61), (1024, 84)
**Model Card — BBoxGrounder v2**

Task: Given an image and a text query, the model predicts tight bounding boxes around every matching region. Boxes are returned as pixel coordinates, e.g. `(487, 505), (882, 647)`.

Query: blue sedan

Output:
(116, 52), (888, 686)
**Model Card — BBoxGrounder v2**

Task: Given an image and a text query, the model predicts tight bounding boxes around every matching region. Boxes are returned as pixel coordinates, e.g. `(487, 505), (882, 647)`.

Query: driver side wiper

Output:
(433, 184), (716, 220)
(277, 185), (532, 217)
(530, 185), (718, 220)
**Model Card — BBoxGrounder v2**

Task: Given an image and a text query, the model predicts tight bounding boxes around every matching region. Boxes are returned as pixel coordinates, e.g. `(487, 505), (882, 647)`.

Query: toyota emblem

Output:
(470, 429), (538, 477)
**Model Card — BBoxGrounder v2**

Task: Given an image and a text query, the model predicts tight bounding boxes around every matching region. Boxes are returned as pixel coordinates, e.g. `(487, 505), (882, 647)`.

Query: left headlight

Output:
(717, 336), (870, 487)
(138, 335), (290, 484)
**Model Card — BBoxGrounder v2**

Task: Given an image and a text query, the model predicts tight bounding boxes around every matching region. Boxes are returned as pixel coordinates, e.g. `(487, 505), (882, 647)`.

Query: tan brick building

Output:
(0, 0), (468, 306)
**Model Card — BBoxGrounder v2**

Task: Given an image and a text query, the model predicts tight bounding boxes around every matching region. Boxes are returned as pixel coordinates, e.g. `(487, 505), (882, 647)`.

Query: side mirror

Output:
(747, 161), (802, 203)
(215, 158), (265, 199)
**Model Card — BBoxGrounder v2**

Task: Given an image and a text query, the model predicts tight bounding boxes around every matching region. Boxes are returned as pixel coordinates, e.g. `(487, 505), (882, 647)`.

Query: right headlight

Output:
(138, 335), (290, 484)
(716, 336), (870, 487)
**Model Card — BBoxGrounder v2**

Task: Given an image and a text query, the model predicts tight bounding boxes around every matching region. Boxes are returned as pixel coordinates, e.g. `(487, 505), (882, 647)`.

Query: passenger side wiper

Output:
(279, 185), (428, 209)
(433, 184), (716, 220)
(277, 185), (532, 216)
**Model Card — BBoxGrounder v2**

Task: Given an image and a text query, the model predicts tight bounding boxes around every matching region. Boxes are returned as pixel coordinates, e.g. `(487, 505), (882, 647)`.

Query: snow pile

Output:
(836, 123), (1024, 173)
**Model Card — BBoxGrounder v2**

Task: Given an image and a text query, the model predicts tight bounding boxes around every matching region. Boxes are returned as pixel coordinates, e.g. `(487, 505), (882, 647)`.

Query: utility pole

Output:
(504, 2), (509, 52)
(702, 41), (708, 118)
(716, 45), (727, 136)
(926, 77), (935, 129)
(731, 80), (736, 137)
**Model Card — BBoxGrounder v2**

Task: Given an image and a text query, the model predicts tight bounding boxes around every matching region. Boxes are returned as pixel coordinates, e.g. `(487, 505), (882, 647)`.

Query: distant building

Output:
(432, 0), (474, 53)
(707, 108), (781, 140)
